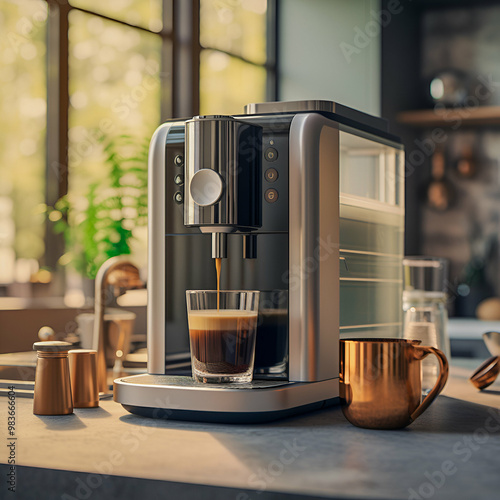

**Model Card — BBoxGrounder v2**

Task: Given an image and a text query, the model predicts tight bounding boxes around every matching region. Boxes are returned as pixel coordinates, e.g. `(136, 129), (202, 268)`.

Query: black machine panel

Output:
(163, 117), (292, 379)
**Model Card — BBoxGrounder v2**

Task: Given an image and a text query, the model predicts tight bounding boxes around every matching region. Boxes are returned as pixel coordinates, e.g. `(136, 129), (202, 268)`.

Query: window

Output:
(0, 0), (47, 285)
(200, 0), (274, 114)
(0, 0), (276, 297)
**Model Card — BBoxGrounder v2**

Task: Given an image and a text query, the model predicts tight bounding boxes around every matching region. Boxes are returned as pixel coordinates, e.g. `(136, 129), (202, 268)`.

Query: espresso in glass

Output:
(186, 291), (260, 383)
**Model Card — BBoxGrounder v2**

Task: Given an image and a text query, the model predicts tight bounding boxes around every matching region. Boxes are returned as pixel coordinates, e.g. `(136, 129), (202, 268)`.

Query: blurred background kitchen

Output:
(1, 0), (499, 360)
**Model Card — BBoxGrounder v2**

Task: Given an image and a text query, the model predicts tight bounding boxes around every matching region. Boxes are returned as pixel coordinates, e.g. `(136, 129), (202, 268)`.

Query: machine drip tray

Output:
(120, 374), (290, 390)
(114, 373), (339, 423)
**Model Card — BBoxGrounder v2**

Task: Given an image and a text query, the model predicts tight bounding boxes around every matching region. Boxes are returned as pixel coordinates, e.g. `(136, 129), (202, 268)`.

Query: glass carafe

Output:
(403, 257), (451, 393)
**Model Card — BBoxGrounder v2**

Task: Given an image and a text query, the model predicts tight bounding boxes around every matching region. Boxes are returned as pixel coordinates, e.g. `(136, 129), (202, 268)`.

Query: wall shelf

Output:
(397, 105), (500, 127)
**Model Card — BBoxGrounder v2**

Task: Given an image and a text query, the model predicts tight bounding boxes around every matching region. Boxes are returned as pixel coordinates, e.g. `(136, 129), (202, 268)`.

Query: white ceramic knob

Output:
(190, 169), (224, 206)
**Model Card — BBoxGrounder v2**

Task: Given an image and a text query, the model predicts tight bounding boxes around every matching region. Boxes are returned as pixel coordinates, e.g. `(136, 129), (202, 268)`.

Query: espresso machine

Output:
(114, 100), (405, 423)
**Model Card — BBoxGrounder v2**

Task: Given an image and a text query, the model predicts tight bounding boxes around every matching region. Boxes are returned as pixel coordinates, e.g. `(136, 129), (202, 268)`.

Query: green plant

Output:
(48, 134), (148, 279)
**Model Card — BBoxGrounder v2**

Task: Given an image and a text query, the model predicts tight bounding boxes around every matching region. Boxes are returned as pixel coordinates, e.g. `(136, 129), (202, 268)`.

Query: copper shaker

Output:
(68, 349), (99, 408)
(33, 341), (73, 415)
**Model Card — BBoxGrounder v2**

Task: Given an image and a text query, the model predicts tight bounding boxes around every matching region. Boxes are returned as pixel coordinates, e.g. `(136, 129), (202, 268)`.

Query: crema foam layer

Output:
(188, 310), (258, 331)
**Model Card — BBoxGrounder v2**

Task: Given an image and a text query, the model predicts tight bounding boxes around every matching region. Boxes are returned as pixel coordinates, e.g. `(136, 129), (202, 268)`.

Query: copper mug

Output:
(340, 338), (449, 429)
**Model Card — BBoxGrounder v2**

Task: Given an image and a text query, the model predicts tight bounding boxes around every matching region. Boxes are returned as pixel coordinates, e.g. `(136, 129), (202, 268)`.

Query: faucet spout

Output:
(92, 256), (143, 393)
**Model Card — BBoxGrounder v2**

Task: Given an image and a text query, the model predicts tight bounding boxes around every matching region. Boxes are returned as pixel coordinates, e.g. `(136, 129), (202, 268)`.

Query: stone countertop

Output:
(2, 363), (500, 500)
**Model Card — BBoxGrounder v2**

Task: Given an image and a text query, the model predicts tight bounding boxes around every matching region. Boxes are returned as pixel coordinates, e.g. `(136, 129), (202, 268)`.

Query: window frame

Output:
(42, 0), (277, 278)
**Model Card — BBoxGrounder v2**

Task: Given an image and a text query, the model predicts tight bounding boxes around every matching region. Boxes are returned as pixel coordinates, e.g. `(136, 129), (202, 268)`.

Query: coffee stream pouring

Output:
(184, 115), (263, 308)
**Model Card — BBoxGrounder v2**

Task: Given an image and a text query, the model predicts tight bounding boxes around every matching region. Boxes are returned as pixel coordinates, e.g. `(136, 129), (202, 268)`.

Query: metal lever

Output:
(340, 256), (348, 271)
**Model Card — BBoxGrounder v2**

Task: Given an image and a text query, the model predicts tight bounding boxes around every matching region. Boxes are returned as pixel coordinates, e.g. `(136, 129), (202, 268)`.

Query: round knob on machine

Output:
(190, 169), (224, 206)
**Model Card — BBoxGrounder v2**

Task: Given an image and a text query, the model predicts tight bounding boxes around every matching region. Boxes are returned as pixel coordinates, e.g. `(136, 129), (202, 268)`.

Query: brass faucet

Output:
(92, 257), (144, 393)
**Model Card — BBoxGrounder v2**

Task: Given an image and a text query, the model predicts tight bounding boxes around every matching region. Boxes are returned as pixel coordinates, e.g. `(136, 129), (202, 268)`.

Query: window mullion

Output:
(45, 0), (70, 275)
(172, 0), (200, 118)
(46, 0), (69, 202)
(266, 0), (278, 101)
(160, 0), (173, 120)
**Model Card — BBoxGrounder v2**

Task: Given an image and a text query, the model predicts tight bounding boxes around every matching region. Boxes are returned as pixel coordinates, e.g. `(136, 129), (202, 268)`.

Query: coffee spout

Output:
(212, 232), (227, 259)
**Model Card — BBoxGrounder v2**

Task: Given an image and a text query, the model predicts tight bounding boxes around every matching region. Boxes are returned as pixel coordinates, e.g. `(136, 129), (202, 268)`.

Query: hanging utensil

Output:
(427, 149), (454, 211)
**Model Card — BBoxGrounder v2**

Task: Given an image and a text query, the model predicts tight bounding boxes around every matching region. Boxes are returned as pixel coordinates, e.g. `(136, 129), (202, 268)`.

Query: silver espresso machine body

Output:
(114, 100), (405, 423)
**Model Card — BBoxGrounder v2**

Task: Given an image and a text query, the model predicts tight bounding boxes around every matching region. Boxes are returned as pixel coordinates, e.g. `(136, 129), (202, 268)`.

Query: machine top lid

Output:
(244, 100), (388, 133)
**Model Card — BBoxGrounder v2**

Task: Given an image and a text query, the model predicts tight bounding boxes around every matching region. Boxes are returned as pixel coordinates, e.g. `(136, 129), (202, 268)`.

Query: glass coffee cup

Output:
(186, 290), (260, 383)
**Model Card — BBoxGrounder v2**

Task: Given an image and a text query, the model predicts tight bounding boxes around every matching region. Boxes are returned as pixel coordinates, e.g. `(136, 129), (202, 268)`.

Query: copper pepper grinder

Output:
(33, 341), (73, 415)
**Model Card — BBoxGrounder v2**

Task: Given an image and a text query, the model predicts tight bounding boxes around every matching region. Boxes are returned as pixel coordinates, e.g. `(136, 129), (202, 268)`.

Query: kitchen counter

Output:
(2, 361), (500, 500)
(448, 318), (500, 358)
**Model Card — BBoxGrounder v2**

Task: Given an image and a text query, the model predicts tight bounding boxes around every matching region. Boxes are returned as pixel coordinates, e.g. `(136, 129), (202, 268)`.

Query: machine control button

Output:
(174, 154), (184, 167)
(264, 168), (279, 183)
(174, 174), (184, 185)
(173, 191), (183, 204)
(264, 188), (279, 203)
(190, 169), (224, 206)
(264, 147), (278, 162)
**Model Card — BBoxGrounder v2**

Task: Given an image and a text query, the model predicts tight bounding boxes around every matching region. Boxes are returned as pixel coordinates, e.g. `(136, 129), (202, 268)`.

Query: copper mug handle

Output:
(410, 345), (449, 422)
